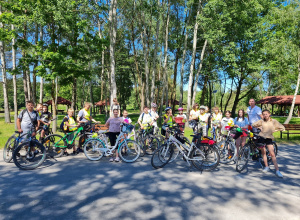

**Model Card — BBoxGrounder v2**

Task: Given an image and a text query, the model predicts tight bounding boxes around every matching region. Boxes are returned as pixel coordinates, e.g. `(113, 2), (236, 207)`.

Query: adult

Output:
(189, 103), (200, 121)
(77, 102), (98, 124)
(105, 109), (124, 162)
(110, 98), (120, 117)
(252, 109), (285, 178)
(247, 99), (262, 132)
(138, 106), (154, 130)
(234, 109), (249, 156)
(149, 103), (159, 134)
(17, 101), (40, 136)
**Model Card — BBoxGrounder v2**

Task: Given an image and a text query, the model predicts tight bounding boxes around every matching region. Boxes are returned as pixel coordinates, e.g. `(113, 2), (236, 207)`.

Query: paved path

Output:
(0, 143), (299, 220)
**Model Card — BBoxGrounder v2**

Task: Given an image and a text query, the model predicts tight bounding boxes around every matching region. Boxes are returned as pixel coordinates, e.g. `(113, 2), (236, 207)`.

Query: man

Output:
(247, 98), (263, 132)
(17, 101), (40, 137)
(77, 102), (99, 124)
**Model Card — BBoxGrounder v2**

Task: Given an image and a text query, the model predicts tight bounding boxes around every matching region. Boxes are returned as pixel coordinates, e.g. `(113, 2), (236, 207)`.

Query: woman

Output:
(234, 109), (249, 156)
(105, 109), (124, 162)
(189, 103), (200, 121)
(252, 109), (285, 178)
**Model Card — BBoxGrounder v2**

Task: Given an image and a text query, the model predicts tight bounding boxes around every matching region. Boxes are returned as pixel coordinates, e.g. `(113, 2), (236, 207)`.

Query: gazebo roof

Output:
(257, 95), (300, 105)
(46, 97), (72, 106)
(95, 100), (110, 106)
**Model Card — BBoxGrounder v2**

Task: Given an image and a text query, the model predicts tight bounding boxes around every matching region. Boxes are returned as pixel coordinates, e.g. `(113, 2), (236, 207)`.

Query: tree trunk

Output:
(52, 78), (57, 133)
(26, 69), (32, 101)
(109, 0), (118, 106)
(98, 18), (105, 102)
(71, 78), (77, 109)
(200, 75), (208, 105)
(39, 28), (44, 104)
(231, 78), (243, 118)
(0, 6), (11, 123)
(186, 0), (201, 120)
(220, 77), (226, 113)
(224, 80), (234, 112)
(284, 53), (300, 124)
(192, 39), (208, 106)
(172, 49), (180, 111)
(12, 23), (18, 128)
(179, 10), (191, 107)
(32, 24), (39, 104)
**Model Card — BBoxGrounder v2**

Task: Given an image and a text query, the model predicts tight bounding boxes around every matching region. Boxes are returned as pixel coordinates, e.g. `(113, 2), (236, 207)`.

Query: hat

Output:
(199, 105), (206, 110)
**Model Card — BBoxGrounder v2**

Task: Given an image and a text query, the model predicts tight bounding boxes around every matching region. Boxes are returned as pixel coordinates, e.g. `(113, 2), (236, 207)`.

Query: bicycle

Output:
(216, 126), (238, 164)
(151, 127), (220, 171)
(12, 131), (47, 170)
(3, 131), (28, 163)
(236, 130), (278, 173)
(42, 122), (93, 158)
(135, 123), (160, 156)
(83, 123), (141, 163)
(35, 117), (57, 141)
(211, 121), (222, 143)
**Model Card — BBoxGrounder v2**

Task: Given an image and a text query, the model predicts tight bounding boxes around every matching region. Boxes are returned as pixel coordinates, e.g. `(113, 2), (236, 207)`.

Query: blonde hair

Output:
(68, 108), (74, 113)
(84, 102), (91, 107)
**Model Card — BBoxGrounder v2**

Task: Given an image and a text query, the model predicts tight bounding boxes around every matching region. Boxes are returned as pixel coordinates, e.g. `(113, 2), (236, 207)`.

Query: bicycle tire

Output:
(236, 144), (250, 173)
(118, 140), (141, 163)
(83, 138), (105, 161)
(136, 134), (146, 157)
(151, 144), (174, 169)
(13, 140), (46, 170)
(143, 135), (160, 155)
(192, 144), (220, 171)
(3, 135), (17, 163)
(218, 140), (237, 164)
(168, 142), (180, 163)
(43, 134), (66, 158)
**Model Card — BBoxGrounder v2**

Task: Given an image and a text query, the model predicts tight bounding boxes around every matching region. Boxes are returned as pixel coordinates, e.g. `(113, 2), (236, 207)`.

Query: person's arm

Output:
(105, 118), (110, 128)
(17, 118), (22, 133)
(164, 115), (169, 123)
(252, 119), (262, 128)
(274, 120), (285, 132)
(243, 118), (249, 129)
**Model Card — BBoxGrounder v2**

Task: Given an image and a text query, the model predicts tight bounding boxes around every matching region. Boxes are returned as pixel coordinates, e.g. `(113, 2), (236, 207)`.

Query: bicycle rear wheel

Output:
(143, 135), (160, 155)
(151, 144), (174, 169)
(13, 140), (46, 170)
(236, 144), (250, 173)
(119, 140), (141, 162)
(192, 144), (220, 171)
(3, 135), (17, 163)
(43, 134), (66, 158)
(218, 140), (237, 164)
(84, 138), (105, 161)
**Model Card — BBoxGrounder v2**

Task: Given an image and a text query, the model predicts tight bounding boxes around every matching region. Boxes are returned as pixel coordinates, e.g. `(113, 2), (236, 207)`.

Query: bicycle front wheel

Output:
(192, 145), (220, 171)
(151, 144), (174, 169)
(3, 135), (17, 163)
(119, 140), (141, 162)
(236, 144), (250, 173)
(84, 138), (105, 161)
(218, 140), (237, 164)
(43, 134), (66, 158)
(143, 135), (160, 155)
(13, 140), (46, 170)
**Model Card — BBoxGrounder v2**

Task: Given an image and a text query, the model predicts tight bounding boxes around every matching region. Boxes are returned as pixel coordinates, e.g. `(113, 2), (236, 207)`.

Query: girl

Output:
(162, 107), (174, 139)
(110, 98), (120, 117)
(175, 107), (186, 132)
(221, 111), (234, 135)
(63, 109), (78, 155)
(234, 109), (249, 156)
(189, 103), (200, 121)
(199, 106), (209, 136)
(122, 110), (132, 124)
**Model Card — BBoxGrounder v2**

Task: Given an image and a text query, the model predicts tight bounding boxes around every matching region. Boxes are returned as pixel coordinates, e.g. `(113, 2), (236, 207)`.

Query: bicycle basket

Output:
(175, 117), (184, 124)
(122, 124), (134, 133)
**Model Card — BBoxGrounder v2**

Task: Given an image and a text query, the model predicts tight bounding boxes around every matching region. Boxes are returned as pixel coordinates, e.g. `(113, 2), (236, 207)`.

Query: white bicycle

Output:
(83, 123), (141, 162)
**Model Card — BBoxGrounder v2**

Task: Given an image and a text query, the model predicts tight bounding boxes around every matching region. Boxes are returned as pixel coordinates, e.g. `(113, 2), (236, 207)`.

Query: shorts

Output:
(67, 132), (75, 142)
(257, 137), (273, 146)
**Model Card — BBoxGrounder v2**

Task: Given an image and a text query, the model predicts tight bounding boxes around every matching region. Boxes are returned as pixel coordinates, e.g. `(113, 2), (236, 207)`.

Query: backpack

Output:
(20, 109), (39, 125)
(60, 115), (70, 131)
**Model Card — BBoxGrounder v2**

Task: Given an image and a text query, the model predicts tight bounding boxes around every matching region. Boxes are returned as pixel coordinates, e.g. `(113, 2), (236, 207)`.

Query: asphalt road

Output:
(0, 143), (299, 220)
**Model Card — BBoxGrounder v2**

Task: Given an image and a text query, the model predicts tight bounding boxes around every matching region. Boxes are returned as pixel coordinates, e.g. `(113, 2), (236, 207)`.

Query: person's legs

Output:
(267, 144), (279, 171)
(235, 137), (241, 155)
(261, 147), (268, 167)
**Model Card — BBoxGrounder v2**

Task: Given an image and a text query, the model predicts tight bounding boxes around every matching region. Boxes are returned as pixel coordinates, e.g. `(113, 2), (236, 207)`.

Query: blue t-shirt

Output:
(234, 117), (249, 128)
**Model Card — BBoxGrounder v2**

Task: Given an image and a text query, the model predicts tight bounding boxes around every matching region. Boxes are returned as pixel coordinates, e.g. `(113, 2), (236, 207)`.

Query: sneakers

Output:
(262, 167), (270, 173)
(63, 151), (69, 156)
(114, 157), (120, 162)
(73, 151), (77, 155)
(109, 157), (114, 162)
(275, 170), (283, 178)
(76, 148), (84, 153)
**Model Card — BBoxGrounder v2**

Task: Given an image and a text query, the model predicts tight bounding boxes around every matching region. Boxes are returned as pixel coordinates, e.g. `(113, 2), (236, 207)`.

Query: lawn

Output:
(0, 114), (299, 149)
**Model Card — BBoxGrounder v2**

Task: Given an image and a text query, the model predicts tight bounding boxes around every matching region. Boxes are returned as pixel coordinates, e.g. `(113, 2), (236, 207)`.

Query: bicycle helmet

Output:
(151, 103), (157, 108)
(199, 105), (206, 110)
(165, 107), (171, 112)
(43, 103), (48, 107)
(178, 107), (183, 111)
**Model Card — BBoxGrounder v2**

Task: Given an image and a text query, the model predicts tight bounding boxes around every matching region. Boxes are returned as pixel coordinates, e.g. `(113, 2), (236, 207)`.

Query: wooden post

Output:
(298, 105), (300, 117)
(280, 105), (283, 115)
(272, 104), (274, 115)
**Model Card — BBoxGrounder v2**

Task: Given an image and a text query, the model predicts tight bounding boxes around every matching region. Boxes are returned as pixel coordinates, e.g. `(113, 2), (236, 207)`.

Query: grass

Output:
(0, 114), (299, 149)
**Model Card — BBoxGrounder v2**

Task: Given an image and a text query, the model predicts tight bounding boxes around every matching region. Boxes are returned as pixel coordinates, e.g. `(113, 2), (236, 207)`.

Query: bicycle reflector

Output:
(248, 125), (252, 131)
(250, 132), (254, 138)
(92, 133), (98, 138)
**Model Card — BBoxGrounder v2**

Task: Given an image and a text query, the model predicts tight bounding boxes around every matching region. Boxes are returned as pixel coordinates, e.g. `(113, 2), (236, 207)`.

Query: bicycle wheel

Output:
(136, 134), (146, 157)
(168, 143), (180, 163)
(183, 136), (191, 146)
(236, 144), (250, 173)
(218, 140), (237, 164)
(151, 144), (174, 169)
(118, 140), (141, 162)
(43, 134), (66, 158)
(3, 135), (17, 163)
(13, 140), (46, 170)
(84, 138), (105, 161)
(192, 144), (220, 171)
(143, 135), (160, 155)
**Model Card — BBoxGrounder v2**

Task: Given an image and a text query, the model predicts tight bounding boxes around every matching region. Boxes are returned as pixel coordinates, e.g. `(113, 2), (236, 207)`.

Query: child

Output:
(122, 110), (132, 124)
(162, 107), (174, 139)
(63, 109), (78, 155)
(40, 104), (52, 141)
(221, 110), (234, 135)
(175, 107), (186, 132)
(199, 106), (209, 136)
(211, 107), (223, 140)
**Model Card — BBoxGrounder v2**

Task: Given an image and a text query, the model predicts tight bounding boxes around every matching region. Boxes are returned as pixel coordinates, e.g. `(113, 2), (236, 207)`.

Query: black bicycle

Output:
(136, 124), (160, 156)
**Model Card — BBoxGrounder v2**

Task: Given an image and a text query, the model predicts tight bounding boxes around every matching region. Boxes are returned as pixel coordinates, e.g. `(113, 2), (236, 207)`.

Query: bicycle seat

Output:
(15, 131), (22, 134)
(190, 134), (201, 138)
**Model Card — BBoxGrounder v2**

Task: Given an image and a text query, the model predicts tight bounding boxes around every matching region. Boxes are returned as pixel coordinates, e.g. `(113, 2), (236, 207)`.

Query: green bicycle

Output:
(42, 123), (93, 158)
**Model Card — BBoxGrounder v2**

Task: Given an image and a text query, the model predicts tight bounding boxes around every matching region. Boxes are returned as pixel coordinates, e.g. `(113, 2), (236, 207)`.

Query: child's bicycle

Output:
(42, 122), (93, 158)
(12, 131), (47, 170)
(83, 123), (141, 162)
(136, 123), (160, 156)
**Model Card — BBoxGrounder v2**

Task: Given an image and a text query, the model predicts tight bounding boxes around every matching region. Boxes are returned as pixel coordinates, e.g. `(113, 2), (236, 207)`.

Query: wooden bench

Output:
(57, 110), (65, 115)
(280, 124), (300, 140)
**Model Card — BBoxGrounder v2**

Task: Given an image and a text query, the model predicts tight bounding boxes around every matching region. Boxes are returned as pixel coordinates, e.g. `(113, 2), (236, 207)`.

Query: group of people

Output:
(16, 98), (285, 177)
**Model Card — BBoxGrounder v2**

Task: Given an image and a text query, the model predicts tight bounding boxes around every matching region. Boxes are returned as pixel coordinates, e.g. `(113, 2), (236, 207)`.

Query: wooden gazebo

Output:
(95, 100), (110, 114)
(257, 95), (300, 116)
(46, 97), (72, 114)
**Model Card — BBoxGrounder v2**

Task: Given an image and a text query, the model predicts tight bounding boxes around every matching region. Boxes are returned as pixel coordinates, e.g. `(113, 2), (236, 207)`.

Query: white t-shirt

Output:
(190, 110), (200, 119)
(149, 109), (159, 127)
(138, 113), (153, 126)
(122, 116), (132, 124)
(199, 113), (209, 126)
(247, 106), (262, 125)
